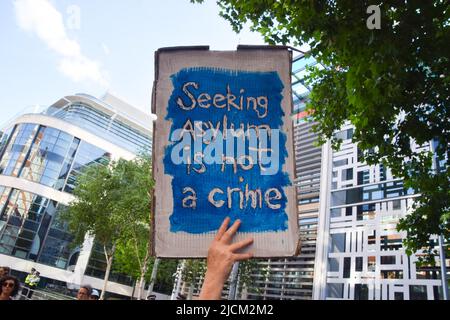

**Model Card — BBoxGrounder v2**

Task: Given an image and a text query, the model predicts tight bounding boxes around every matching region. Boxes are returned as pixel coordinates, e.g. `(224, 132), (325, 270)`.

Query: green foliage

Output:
(62, 154), (154, 270)
(182, 259), (207, 285)
(193, 0), (450, 262)
(237, 259), (259, 294)
(107, 155), (155, 279)
(113, 224), (152, 280)
(61, 162), (124, 250)
(154, 259), (179, 294)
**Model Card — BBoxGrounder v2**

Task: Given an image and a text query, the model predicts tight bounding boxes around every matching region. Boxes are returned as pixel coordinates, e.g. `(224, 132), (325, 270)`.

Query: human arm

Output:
(199, 217), (254, 300)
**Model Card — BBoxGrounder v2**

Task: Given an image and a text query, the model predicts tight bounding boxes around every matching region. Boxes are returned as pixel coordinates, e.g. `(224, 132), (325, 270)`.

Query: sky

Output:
(0, 0), (267, 128)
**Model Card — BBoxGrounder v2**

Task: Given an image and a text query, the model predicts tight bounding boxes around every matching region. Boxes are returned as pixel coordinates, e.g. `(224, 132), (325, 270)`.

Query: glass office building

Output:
(0, 93), (153, 298)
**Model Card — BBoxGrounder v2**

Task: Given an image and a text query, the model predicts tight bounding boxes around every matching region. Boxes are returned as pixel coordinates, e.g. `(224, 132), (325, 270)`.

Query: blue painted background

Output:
(164, 67), (291, 234)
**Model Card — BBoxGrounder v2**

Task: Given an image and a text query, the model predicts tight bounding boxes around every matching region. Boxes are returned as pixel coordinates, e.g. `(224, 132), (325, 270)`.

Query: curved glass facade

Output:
(0, 120), (140, 287)
(0, 186), (74, 269)
(46, 102), (152, 154)
(0, 122), (112, 271)
(0, 123), (111, 193)
(0, 94), (154, 297)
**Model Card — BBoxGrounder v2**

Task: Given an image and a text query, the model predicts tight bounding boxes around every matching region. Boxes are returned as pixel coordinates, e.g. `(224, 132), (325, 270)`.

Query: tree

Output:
(182, 259), (206, 299)
(193, 0), (449, 263)
(153, 259), (179, 295)
(113, 224), (152, 299)
(236, 259), (259, 299)
(62, 156), (153, 299)
(109, 155), (154, 299)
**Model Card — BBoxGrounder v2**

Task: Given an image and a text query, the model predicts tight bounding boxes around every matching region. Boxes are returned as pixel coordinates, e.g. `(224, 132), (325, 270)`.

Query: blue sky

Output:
(0, 0), (266, 127)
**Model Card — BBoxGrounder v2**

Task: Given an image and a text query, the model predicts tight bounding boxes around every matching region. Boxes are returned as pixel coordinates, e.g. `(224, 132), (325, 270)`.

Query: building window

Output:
(327, 283), (344, 299)
(342, 168), (353, 181)
(20, 126), (73, 189)
(354, 284), (368, 300)
(357, 170), (370, 185)
(381, 270), (403, 279)
(345, 206), (352, 216)
(368, 230), (376, 245)
(409, 285), (427, 300)
(343, 257), (351, 278)
(392, 199), (401, 210)
(331, 208), (341, 218)
(380, 235), (402, 251)
(368, 256), (376, 272)
(380, 256), (396, 265)
(63, 141), (110, 193)
(84, 242), (134, 286)
(330, 233), (346, 253)
(0, 123), (38, 177)
(333, 159), (348, 168)
(357, 203), (376, 220)
(331, 182), (411, 206)
(394, 292), (404, 300)
(355, 257), (363, 272)
(334, 128), (353, 141)
(50, 103), (151, 154)
(0, 189), (75, 269)
(328, 258), (339, 272)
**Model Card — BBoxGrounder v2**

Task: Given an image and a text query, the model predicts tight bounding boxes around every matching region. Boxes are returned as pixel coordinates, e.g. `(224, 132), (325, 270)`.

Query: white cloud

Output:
(14, 0), (109, 87)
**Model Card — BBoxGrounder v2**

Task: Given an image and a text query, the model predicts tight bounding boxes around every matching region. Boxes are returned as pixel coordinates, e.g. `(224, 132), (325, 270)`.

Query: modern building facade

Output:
(242, 52), (448, 300)
(247, 54), (322, 300)
(0, 93), (153, 298)
(313, 126), (448, 300)
(247, 53), (448, 301)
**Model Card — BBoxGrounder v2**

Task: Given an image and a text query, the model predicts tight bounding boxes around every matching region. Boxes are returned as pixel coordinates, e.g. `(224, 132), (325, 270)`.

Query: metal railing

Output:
(16, 286), (75, 301)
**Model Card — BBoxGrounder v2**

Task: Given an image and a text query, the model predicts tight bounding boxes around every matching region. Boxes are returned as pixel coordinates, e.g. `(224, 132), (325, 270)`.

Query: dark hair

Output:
(0, 266), (10, 275)
(0, 275), (20, 297)
(79, 285), (92, 296)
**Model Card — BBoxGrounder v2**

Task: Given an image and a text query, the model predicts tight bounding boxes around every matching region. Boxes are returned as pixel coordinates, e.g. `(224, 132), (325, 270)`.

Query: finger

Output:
(230, 238), (254, 252)
(221, 219), (241, 243)
(214, 217), (230, 241)
(232, 252), (253, 261)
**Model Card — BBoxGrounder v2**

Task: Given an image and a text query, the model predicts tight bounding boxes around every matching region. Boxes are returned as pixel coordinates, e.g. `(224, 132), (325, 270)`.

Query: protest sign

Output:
(152, 46), (298, 257)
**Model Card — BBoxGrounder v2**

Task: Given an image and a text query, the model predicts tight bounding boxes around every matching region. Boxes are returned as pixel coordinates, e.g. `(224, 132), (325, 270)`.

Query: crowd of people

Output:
(0, 266), (101, 300)
(0, 266), (45, 300)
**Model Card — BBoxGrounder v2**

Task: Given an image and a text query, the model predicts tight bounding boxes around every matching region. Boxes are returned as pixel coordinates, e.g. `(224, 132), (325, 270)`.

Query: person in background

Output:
(0, 266), (10, 279)
(22, 268), (36, 299)
(199, 217), (254, 300)
(89, 289), (100, 300)
(76, 285), (92, 300)
(0, 275), (20, 300)
(25, 270), (40, 299)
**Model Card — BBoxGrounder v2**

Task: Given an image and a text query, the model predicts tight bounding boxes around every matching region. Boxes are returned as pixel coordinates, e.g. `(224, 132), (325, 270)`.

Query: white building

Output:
(247, 53), (448, 300)
(0, 93), (153, 299)
(313, 124), (447, 300)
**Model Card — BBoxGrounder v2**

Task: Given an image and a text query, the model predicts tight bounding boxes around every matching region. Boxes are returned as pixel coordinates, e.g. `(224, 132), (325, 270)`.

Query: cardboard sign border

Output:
(151, 45), (300, 258)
